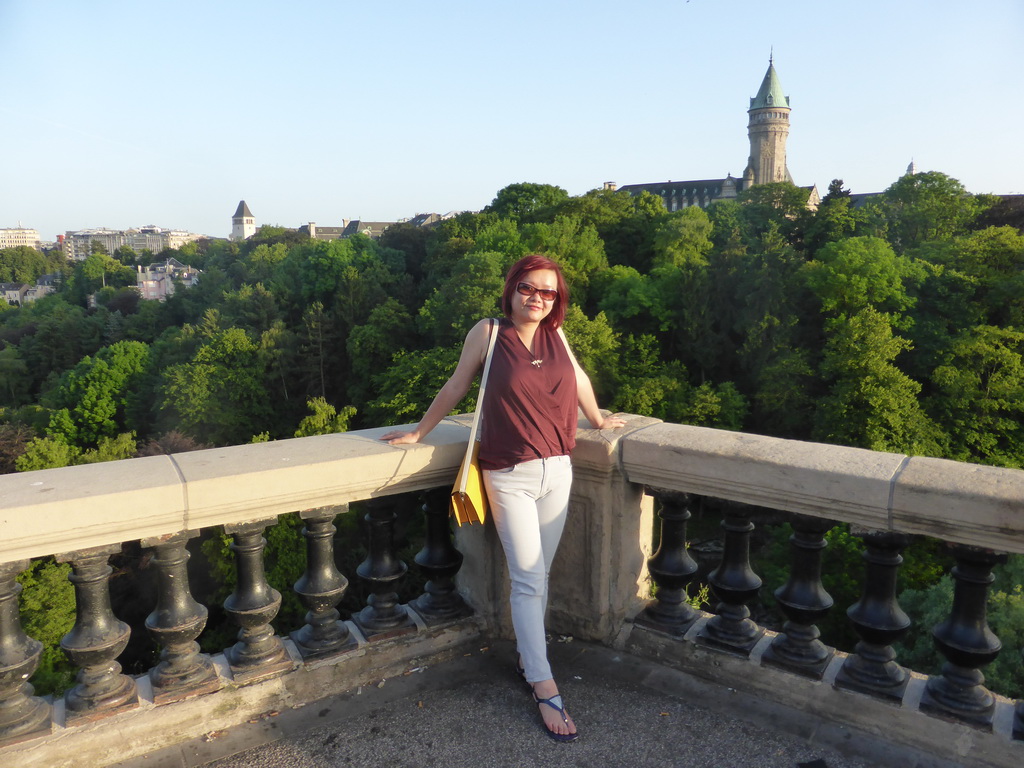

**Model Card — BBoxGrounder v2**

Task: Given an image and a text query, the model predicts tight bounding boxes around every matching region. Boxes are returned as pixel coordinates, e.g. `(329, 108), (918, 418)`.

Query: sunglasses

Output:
(516, 282), (558, 302)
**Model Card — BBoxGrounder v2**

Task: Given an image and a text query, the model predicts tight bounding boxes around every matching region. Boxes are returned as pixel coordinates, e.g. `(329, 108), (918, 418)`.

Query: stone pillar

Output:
(0, 560), (49, 744)
(291, 506), (357, 659)
(222, 519), (294, 684)
(410, 488), (473, 625)
(57, 545), (139, 722)
(353, 497), (415, 640)
(143, 532), (220, 703)
(697, 499), (765, 656)
(835, 531), (911, 701)
(762, 515), (835, 679)
(635, 490), (700, 637)
(920, 545), (1005, 729)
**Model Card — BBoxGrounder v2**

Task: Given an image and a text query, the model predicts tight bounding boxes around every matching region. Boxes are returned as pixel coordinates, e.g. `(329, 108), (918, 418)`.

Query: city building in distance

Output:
(616, 57), (819, 211)
(136, 257), (201, 301)
(61, 226), (206, 261)
(0, 226), (42, 250)
(231, 200), (256, 241)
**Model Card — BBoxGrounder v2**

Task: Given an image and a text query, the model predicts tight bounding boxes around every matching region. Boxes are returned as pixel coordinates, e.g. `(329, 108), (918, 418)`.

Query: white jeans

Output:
(483, 455), (573, 684)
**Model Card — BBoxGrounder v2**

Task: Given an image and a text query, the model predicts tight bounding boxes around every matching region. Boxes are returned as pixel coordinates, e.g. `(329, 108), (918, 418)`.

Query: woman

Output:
(381, 254), (624, 742)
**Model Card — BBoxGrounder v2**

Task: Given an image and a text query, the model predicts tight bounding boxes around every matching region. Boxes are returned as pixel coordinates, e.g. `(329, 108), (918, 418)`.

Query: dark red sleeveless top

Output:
(478, 318), (578, 470)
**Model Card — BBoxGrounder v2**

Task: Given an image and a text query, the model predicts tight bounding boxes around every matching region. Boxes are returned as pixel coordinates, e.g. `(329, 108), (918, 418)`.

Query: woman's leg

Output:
(534, 455), (573, 618)
(485, 459), (552, 683)
(485, 456), (577, 738)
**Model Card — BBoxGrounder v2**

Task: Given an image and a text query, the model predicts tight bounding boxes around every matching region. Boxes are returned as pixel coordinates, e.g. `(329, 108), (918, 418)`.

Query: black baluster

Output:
(0, 560), (49, 744)
(223, 520), (294, 684)
(835, 531), (911, 701)
(291, 506), (357, 659)
(143, 532), (220, 703)
(57, 546), (138, 722)
(697, 499), (765, 656)
(353, 497), (415, 640)
(635, 490), (700, 637)
(762, 516), (835, 679)
(410, 489), (473, 625)
(920, 545), (1006, 729)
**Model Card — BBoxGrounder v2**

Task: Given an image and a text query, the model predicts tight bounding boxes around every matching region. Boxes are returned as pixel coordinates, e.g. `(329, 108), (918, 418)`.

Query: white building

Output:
(62, 226), (205, 261)
(0, 227), (41, 250)
(231, 201), (256, 241)
(136, 258), (200, 301)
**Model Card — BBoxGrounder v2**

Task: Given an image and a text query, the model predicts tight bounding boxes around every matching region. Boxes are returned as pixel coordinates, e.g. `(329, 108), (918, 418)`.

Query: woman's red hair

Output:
(501, 254), (569, 329)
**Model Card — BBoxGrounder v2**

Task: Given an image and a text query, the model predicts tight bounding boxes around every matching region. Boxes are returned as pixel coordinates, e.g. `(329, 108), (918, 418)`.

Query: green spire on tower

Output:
(749, 58), (789, 111)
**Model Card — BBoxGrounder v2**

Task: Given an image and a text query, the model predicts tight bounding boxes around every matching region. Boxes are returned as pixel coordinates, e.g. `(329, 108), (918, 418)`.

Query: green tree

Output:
(611, 334), (747, 429)
(294, 397), (356, 437)
(13, 296), (105, 397)
(800, 179), (859, 255)
(556, 188), (664, 271)
(0, 345), (30, 406)
(928, 326), (1024, 467)
(346, 298), (416, 409)
(737, 181), (810, 240)
(366, 345), (468, 426)
(0, 246), (60, 284)
(221, 283), (281, 335)
(928, 226), (1024, 327)
(15, 432), (137, 471)
(418, 250), (505, 347)
(863, 171), (981, 252)
(561, 305), (619, 401)
(18, 559), (76, 695)
(802, 236), (927, 323)
(521, 215), (608, 302)
(814, 308), (944, 454)
(159, 327), (270, 445)
(485, 182), (569, 221)
(79, 250), (134, 290)
(46, 340), (151, 448)
(645, 211), (717, 376)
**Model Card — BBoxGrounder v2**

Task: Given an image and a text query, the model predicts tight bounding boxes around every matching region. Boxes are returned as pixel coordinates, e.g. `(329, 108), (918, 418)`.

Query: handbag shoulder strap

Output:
(458, 319), (499, 491)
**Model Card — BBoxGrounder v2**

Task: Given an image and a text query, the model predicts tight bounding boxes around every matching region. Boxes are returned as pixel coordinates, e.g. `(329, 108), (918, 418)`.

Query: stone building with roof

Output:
(231, 200), (256, 241)
(136, 257), (200, 301)
(618, 58), (819, 211)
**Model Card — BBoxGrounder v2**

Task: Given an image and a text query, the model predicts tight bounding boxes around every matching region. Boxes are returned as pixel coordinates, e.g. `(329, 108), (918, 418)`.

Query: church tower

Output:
(231, 200), (256, 241)
(743, 57), (792, 189)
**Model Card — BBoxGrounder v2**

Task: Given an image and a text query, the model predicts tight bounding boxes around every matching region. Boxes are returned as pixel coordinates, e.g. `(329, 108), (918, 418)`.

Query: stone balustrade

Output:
(0, 414), (1022, 767)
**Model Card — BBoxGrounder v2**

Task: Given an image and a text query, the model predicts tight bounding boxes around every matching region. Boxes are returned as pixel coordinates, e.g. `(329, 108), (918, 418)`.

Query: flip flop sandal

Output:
(533, 691), (579, 743)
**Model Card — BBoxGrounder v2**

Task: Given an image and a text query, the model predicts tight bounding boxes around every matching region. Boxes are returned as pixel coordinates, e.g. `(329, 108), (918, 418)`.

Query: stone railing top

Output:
(620, 422), (1024, 554)
(0, 421), (468, 563)
(2, 416), (1022, 563)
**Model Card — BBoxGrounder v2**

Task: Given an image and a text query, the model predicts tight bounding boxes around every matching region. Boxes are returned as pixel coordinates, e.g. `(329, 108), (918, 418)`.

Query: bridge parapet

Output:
(0, 416), (1021, 766)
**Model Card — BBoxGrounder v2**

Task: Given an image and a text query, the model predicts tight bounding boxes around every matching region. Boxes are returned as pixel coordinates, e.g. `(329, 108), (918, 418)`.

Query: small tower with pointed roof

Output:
(743, 56), (793, 189)
(231, 200), (256, 241)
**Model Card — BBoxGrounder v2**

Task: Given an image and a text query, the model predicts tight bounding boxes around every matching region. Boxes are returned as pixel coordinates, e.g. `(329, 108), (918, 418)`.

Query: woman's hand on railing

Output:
(379, 429), (421, 445)
(593, 414), (627, 430)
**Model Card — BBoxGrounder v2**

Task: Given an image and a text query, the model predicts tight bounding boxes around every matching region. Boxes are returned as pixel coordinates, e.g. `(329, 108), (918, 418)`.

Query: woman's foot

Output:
(532, 678), (578, 742)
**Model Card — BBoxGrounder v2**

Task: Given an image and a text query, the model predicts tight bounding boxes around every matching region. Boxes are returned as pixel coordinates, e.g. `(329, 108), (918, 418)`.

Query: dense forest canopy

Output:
(2, 170), (1022, 470)
(4, 171), (1024, 699)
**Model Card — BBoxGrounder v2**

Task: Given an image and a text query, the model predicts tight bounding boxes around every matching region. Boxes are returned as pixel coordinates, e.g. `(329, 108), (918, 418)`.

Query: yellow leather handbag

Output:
(450, 319), (499, 526)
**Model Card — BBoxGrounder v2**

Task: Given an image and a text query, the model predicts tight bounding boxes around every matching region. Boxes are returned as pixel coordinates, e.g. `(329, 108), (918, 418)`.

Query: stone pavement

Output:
(117, 637), (950, 768)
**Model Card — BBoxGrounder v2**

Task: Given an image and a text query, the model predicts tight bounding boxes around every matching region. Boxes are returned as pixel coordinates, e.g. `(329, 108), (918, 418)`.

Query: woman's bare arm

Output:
(557, 328), (626, 430)
(380, 319), (493, 445)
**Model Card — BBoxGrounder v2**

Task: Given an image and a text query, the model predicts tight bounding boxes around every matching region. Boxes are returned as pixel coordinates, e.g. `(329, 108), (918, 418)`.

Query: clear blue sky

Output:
(2, 0), (1022, 241)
